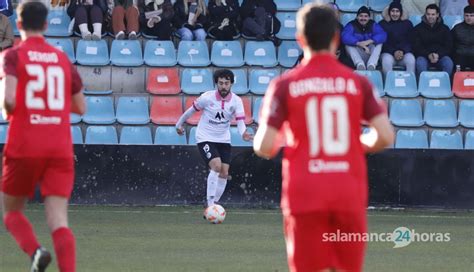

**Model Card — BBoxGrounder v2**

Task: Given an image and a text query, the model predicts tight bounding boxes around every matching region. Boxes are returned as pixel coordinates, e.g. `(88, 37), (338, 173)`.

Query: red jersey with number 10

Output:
(0, 37), (83, 158)
(260, 54), (384, 215)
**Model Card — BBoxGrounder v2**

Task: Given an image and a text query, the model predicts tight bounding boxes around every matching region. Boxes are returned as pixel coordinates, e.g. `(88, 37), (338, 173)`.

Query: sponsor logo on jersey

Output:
(30, 114), (61, 125)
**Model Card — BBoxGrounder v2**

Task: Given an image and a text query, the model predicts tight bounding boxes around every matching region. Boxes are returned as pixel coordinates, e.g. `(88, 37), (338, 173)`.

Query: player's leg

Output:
(215, 143), (231, 203)
(197, 142), (223, 207)
(41, 158), (76, 272)
(283, 211), (333, 272)
(44, 196), (75, 272)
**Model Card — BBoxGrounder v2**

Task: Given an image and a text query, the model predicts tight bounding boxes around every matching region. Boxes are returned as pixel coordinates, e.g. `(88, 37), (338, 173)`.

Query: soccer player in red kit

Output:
(0, 2), (85, 272)
(253, 3), (394, 272)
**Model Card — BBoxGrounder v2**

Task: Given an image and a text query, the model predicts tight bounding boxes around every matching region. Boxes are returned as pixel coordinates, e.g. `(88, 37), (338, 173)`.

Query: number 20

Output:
(306, 96), (350, 157)
(25, 64), (65, 111)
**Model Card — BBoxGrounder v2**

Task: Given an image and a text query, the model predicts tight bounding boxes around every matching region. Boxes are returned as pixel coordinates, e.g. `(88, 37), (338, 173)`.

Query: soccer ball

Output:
(204, 204), (226, 224)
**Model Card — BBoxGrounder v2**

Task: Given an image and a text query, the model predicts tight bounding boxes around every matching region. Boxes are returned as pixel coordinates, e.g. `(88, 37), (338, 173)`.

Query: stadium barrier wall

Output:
(2, 146), (473, 208)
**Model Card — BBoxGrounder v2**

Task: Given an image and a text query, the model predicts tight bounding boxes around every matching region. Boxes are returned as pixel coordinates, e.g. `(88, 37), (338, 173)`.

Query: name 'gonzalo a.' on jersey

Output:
(193, 90), (245, 144)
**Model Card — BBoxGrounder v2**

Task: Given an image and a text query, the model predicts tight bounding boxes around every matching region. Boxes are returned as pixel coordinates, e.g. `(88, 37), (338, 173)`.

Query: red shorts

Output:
(283, 210), (367, 272)
(1, 157), (75, 198)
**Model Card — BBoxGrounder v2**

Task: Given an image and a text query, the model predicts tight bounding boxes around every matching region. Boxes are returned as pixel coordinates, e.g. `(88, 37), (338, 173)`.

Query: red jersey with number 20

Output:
(0, 37), (83, 158)
(260, 54), (384, 216)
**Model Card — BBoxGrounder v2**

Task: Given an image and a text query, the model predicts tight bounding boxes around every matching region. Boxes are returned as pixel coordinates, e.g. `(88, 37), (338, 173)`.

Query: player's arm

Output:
(253, 79), (287, 159)
(361, 114), (394, 153)
(71, 91), (86, 115)
(1, 74), (17, 115)
(235, 99), (253, 141)
(175, 106), (197, 135)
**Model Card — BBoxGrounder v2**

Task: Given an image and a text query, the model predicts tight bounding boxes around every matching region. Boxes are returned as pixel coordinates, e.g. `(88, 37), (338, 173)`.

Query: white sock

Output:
(78, 23), (91, 39)
(92, 23), (102, 37)
(215, 177), (227, 202)
(207, 170), (219, 206)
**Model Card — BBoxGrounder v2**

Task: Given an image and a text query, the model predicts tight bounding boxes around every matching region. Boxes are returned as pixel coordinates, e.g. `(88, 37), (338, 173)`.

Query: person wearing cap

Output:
(413, 3), (454, 77)
(111, 0), (139, 40)
(379, 1), (415, 76)
(451, 5), (474, 71)
(342, 6), (387, 70)
(140, 0), (174, 40)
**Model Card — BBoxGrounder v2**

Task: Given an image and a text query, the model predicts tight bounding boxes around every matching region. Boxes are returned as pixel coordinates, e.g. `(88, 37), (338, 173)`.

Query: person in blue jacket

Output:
(342, 6), (387, 70)
(379, 1), (415, 76)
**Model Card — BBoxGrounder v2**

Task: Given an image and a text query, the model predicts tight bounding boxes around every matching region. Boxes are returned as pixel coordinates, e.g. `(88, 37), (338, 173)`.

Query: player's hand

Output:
(242, 131), (254, 142)
(176, 127), (185, 135)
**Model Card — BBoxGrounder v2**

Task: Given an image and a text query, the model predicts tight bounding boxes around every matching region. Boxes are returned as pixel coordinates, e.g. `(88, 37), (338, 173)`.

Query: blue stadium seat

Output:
(341, 13), (357, 27)
(181, 68), (214, 95)
(120, 126), (153, 145)
(116, 96), (150, 125)
(188, 126), (197, 145)
(303, 0), (334, 4)
(409, 15), (422, 26)
(390, 99), (424, 127)
(110, 40), (143, 66)
(144, 40), (177, 67)
(424, 99), (458, 128)
(244, 41), (278, 67)
(70, 113), (81, 124)
(85, 126), (118, 145)
(419, 71), (452, 98)
(278, 40), (302, 68)
(0, 125), (8, 144)
(276, 12), (297, 40)
(154, 126), (187, 145)
(71, 126), (83, 144)
(229, 69), (248, 95)
(458, 100), (474, 128)
(373, 14), (383, 23)
(9, 12), (19, 36)
(368, 0), (390, 12)
(252, 97), (263, 124)
(443, 15), (463, 29)
(465, 131), (474, 150)
(249, 68), (280, 95)
(230, 127), (252, 146)
(355, 70), (384, 97)
(177, 41), (211, 67)
(337, 0), (368, 12)
(385, 71), (418, 98)
(274, 0), (300, 11)
(45, 11), (72, 37)
(82, 96), (116, 125)
(430, 130), (463, 149)
(76, 40), (110, 66)
(211, 41), (244, 67)
(46, 38), (75, 63)
(395, 129), (428, 149)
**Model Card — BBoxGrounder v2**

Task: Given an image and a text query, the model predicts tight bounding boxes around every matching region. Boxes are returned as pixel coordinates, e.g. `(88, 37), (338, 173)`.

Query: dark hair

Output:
(16, 1), (48, 32)
(214, 69), (234, 84)
(426, 3), (440, 14)
(297, 4), (339, 51)
(465, 5), (474, 14)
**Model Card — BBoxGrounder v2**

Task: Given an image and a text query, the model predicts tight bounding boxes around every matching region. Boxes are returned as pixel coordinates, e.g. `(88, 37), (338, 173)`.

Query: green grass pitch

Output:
(1, 206), (473, 271)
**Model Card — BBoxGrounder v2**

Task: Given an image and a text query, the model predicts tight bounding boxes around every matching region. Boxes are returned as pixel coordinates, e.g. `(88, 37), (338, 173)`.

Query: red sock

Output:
(3, 211), (40, 256)
(52, 227), (76, 272)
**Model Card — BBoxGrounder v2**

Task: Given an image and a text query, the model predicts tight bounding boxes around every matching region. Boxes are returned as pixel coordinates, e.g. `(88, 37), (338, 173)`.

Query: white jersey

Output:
(193, 90), (245, 144)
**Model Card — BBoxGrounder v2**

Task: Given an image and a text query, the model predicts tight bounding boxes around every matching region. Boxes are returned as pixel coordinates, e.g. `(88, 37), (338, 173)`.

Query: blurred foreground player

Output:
(0, 1), (85, 271)
(253, 3), (394, 272)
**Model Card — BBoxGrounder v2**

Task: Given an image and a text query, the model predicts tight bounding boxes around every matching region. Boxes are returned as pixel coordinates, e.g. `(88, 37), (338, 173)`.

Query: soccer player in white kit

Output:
(176, 69), (253, 208)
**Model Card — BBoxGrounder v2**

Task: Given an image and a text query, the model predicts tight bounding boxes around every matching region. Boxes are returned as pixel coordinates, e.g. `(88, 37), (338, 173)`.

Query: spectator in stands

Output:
(240, 0), (281, 45)
(173, 0), (208, 41)
(400, 0), (439, 15)
(452, 5), (474, 71)
(68, 0), (108, 40)
(440, 0), (468, 15)
(0, 13), (13, 51)
(207, 0), (240, 40)
(140, 0), (174, 40)
(413, 4), (453, 76)
(111, 0), (139, 39)
(0, 0), (12, 17)
(50, 0), (70, 10)
(380, 1), (415, 76)
(342, 6), (387, 70)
